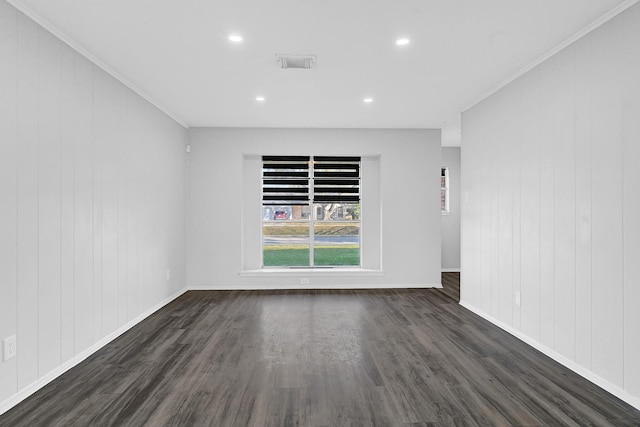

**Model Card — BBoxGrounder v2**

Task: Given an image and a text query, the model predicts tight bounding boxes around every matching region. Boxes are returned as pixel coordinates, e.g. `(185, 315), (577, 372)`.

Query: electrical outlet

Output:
(515, 292), (522, 307)
(3, 335), (16, 362)
(300, 277), (310, 285)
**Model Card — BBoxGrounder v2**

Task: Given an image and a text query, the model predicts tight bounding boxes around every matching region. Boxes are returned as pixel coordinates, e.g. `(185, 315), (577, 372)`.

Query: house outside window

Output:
(262, 156), (361, 267)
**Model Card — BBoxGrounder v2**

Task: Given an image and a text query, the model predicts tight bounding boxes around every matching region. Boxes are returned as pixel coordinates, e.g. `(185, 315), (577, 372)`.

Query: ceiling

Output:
(9, 0), (632, 143)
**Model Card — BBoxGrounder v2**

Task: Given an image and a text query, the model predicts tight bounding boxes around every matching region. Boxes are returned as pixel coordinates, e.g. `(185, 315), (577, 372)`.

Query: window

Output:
(262, 156), (361, 268)
(441, 167), (450, 214)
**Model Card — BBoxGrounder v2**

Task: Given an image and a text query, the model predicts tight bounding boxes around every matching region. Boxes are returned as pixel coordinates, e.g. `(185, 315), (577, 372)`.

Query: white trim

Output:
(441, 268), (460, 273)
(459, 300), (640, 411)
(5, 0), (189, 129)
(0, 287), (189, 416)
(462, 0), (640, 112)
(190, 283), (441, 290)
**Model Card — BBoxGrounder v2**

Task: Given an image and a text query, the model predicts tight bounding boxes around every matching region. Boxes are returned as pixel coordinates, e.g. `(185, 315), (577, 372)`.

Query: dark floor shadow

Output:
(438, 272), (460, 302)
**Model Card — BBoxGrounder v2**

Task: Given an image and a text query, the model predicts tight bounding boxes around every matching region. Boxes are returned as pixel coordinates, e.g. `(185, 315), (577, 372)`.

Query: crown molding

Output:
(6, 0), (189, 128)
(462, 0), (640, 113)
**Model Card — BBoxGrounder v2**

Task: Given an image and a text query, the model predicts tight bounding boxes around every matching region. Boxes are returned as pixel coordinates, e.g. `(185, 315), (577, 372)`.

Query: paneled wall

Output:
(0, 2), (187, 407)
(461, 3), (640, 406)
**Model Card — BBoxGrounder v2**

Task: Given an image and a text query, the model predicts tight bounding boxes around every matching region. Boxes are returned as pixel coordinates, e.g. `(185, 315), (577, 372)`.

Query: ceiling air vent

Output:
(276, 54), (316, 69)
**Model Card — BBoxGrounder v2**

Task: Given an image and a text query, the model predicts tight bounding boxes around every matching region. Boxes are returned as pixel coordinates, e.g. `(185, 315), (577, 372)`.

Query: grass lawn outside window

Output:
(263, 245), (360, 267)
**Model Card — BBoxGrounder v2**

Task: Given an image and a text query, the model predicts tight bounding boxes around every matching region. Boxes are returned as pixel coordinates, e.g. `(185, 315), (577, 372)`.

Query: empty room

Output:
(1, 0), (639, 425)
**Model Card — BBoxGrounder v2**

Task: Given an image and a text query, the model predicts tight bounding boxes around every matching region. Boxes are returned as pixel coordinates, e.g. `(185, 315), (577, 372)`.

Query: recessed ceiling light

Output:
(396, 38), (410, 46)
(255, 96), (265, 102)
(363, 97), (373, 103)
(228, 34), (243, 43)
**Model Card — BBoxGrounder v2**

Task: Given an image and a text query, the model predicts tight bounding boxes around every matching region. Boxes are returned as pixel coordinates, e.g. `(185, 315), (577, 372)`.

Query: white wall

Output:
(441, 147), (460, 271)
(0, 2), (187, 409)
(187, 127), (442, 289)
(461, 3), (640, 408)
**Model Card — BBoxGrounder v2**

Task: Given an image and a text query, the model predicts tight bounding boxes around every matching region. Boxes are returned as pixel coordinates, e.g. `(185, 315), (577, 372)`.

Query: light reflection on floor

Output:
(259, 293), (365, 366)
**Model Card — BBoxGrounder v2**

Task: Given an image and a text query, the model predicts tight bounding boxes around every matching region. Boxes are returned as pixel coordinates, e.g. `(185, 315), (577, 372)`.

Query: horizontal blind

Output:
(313, 156), (361, 203)
(262, 156), (310, 205)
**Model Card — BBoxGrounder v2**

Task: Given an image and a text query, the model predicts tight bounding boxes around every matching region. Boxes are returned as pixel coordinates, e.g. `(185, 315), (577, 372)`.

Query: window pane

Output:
(313, 220), (360, 267)
(263, 221), (310, 267)
(313, 203), (360, 221)
(262, 205), (311, 221)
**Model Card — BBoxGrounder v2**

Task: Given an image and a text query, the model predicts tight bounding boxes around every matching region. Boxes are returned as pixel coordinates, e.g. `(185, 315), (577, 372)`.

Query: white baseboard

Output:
(189, 283), (443, 291)
(0, 287), (189, 416)
(441, 268), (461, 273)
(459, 300), (640, 411)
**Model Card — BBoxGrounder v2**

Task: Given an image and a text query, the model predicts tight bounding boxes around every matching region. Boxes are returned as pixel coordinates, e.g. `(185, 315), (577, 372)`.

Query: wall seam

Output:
(588, 33), (594, 371)
(551, 63), (556, 351)
(71, 51), (76, 359)
(572, 43), (579, 366)
(59, 35), (63, 366)
(35, 23), (41, 379)
(620, 14), (626, 391)
(13, 6), (20, 395)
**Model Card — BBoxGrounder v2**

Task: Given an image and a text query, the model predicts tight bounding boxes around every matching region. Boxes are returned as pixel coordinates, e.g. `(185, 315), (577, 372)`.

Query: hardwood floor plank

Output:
(1, 278), (638, 426)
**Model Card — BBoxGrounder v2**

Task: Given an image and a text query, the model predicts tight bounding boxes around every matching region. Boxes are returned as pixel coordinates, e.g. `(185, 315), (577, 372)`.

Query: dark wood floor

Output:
(2, 274), (639, 426)
(438, 272), (460, 303)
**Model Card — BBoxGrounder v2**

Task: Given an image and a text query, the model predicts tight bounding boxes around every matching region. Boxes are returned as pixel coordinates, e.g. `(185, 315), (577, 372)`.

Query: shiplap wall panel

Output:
(480, 161), (492, 313)
(99, 72), (119, 336)
(37, 28), (63, 376)
(116, 84), (128, 326)
(518, 69), (541, 342)
(59, 45), (75, 364)
(473, 111), (493, 313)
(0, 2), (187, 408)
(589, 17), (624, 387)
(0, 3), (19, 400)
(16, 13), (40, 390)
(460, 116), (476, 304)
(459, 166), (472, 304)
(125, 92), (141, 320)
(72, 54), (94, 355)
(511, 100), (522, 331)
(467, 179), (478, 305)
(622, 4), (640, 397)
(462, 2), (640, 408)
(498, 84), (518, 325)
(552, 45), (577, 361)
(537, 58), (556, 350)
(92, 66), (104, 343)
(489, 121), (500, 318)
(573, 33), (593, 370)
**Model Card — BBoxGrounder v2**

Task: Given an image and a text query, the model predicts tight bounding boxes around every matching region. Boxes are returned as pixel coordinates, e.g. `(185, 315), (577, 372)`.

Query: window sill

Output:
(239, 268), (384, 278)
